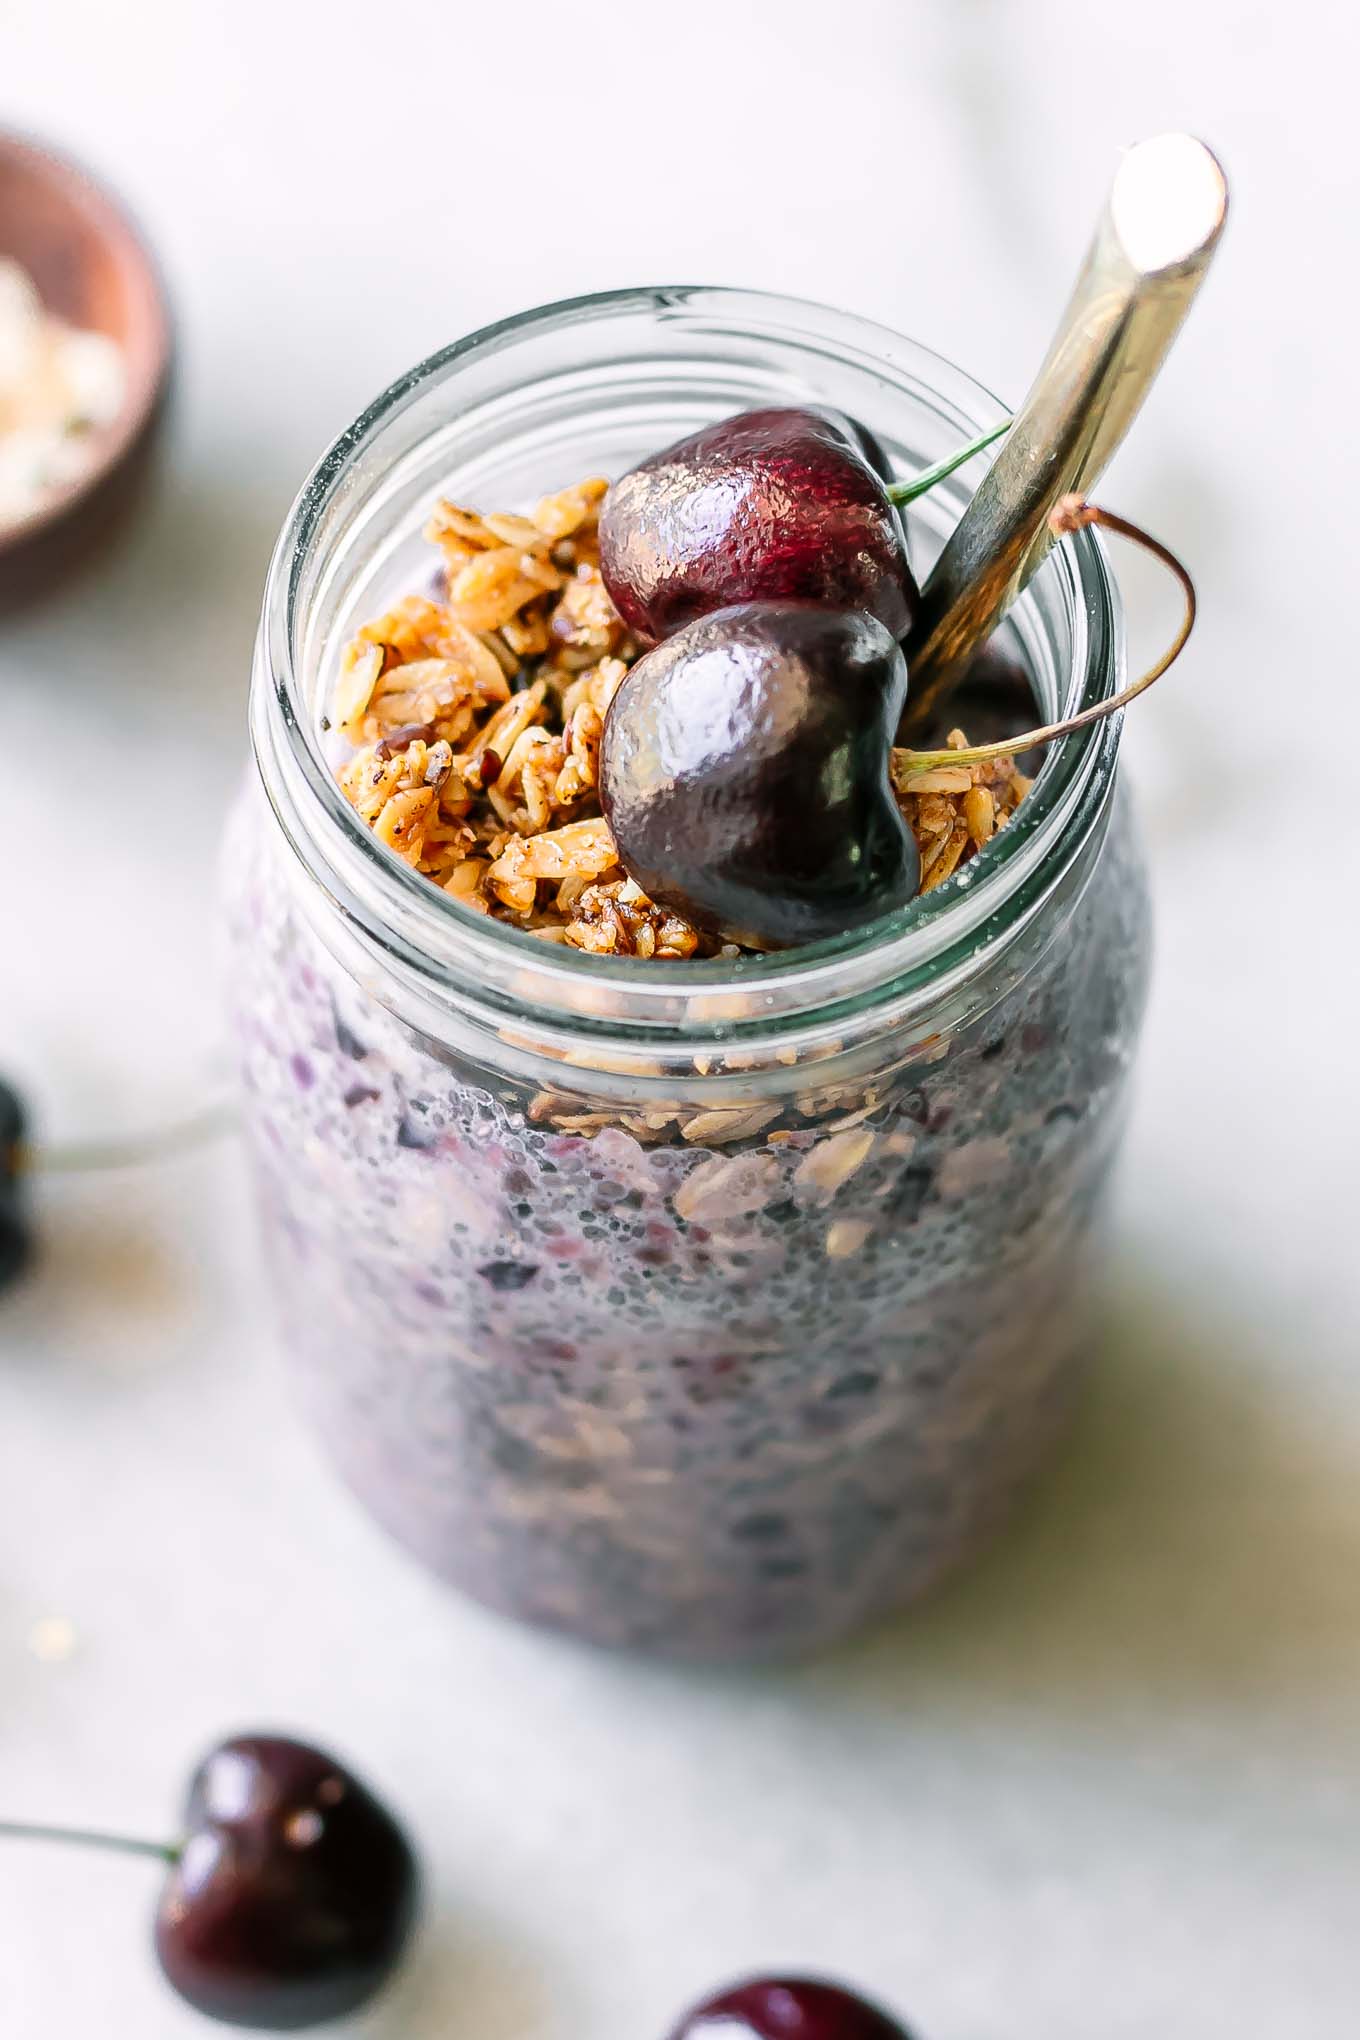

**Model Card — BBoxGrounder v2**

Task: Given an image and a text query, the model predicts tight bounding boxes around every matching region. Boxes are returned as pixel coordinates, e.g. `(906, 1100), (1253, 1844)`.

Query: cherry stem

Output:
(0, 1818), (177, 1865)
(19, 1099), (236, 1177)
(886, 417), (1011, 506)
(894, 494), (1196, 776)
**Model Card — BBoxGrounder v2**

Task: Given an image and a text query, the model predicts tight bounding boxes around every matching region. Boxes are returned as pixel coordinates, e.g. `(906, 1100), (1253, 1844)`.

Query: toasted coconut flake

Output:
(424, 500), (501, 555)
(920, 819), (970, 893)
(449, 549), (558, 632)
(483, 511), (552, 551)
(333, 641), (384, 737)
(445, 856), (489, 896)
(488, 816), (620, 886)
(479, 679), (549, 761)
(493, 876), (537, 915)
(375, 785), (437, 859)
(534, 477), (608, 539)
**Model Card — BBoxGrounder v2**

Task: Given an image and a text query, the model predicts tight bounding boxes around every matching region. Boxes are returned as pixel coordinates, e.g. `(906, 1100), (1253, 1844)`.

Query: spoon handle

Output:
(902, 133), (1228, 734)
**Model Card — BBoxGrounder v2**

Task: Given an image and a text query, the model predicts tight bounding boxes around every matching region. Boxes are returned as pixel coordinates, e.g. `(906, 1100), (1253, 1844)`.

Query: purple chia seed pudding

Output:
(228, 289), (1151, 1659)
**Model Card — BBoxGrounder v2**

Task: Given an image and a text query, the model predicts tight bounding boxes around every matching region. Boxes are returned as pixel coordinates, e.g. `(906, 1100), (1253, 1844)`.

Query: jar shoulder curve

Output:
(222, 762), (1153, 1132)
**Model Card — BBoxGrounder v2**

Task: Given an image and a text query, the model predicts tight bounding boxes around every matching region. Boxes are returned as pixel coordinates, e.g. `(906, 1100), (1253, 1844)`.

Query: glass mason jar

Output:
(227, 287), (1151, 1662)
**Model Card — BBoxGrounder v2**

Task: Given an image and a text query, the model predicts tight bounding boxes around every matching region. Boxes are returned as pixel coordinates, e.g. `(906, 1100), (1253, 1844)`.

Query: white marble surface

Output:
(3, 3), (1359, 2035)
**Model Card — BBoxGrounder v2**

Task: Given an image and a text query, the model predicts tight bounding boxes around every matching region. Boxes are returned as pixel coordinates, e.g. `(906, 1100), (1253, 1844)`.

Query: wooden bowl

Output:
(0, 131), (171, 605)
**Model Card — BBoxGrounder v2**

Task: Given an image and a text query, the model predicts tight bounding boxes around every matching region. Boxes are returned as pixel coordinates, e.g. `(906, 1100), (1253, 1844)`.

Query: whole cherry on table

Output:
(0, 1730), (917, 2033)
(670, 1977), (917, 2039)
(0, 1734), (417, 2031)
(0, 1074), (236, 1296)
(0, 1075), (30, 1286)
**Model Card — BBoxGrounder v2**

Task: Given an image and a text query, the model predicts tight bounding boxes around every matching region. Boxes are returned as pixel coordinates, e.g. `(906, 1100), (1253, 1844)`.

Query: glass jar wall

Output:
(227, 289), (1151, 1660)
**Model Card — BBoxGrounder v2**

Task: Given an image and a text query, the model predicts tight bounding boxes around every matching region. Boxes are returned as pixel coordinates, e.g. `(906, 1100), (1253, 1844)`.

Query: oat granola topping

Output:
(333, 478), (1032, 951)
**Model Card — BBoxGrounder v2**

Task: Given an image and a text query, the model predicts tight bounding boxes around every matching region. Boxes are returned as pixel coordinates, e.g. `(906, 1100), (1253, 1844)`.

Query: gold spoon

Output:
(903, 131), (1228, 735)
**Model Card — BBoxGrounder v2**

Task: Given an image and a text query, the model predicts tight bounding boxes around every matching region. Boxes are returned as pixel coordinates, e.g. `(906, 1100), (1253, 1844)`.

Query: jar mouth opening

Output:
(256, 284), (1124, 1041)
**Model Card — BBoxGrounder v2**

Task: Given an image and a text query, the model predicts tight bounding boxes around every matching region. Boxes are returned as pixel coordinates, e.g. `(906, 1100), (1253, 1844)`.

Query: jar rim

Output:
(254, 284), (1124, 1048)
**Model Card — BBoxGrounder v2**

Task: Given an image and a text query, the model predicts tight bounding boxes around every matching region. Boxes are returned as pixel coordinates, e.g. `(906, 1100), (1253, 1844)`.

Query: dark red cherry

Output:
(0, 1076), (32, 1290)
(0, 1188), (28, 1291)
(599, 408), (918, 644)
(0, 1076), (24, 1162)
(154, 1735), (418, 2030)
(669, 1975), (917, 2040)
(600, 601), (919, 950)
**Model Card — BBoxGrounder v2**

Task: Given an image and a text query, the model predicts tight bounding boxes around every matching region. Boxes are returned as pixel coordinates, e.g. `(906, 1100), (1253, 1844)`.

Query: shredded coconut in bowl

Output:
(0, 257), (126, 529)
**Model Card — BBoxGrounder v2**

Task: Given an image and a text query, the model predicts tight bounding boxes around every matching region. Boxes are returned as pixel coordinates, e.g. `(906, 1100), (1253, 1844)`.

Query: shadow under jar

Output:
(227, 288), (1151, 1662)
